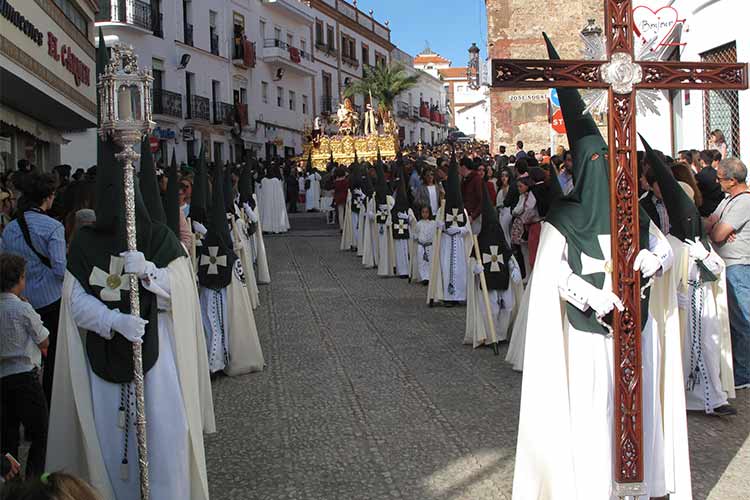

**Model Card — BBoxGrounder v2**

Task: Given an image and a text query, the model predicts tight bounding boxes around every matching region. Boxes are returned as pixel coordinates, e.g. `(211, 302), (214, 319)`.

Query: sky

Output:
(352, 0), (488, 67)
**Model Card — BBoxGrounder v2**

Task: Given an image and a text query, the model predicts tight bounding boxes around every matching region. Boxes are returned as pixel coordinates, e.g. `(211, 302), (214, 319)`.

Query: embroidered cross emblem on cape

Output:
(580, 234), (614, 291)
(482, 245), (504, 272)
(89, 255), (129, 302)
(446, 208), (464, 227)
(200, 246), (228, 275)
(395, 219), (408, 235)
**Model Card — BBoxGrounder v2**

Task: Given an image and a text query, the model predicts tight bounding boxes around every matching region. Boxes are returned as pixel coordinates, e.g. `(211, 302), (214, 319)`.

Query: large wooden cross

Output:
(490, 0), (748, 496)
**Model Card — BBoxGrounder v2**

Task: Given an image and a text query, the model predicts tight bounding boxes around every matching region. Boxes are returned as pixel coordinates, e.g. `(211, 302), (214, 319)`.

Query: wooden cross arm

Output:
(491, 59), (609, 89)
(637, 61), (748, 90)
(491, 59), (749, 92)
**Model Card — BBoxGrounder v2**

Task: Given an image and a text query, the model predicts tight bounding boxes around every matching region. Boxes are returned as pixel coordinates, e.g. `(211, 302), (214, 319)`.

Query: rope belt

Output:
(686, 278), (712, 413)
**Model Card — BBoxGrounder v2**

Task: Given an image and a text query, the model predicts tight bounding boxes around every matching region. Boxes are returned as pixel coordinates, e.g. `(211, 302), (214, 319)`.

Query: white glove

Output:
(437, 221), (445, 231)
(120, 251), (155, 279)
(111, 312), (148, 344)
(509, 258), (522, 284)
(446, 225), (461, 236)
(684, 238), (710, 262)
(192, 220), (208, 235)
(588, 288), (625, 317)
(473, 263), (484, 275)
(633, 249), (661, 278)
(677, 291), (689, 310)
(243, 203), (257, 222)
(354, 188), (364, 197)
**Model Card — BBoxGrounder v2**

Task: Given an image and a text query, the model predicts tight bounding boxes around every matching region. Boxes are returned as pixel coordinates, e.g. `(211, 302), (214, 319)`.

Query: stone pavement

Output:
(205, 213), (749, 500)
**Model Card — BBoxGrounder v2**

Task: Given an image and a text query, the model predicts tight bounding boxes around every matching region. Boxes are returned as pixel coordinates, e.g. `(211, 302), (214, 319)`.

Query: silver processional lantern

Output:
(467, 42), (481, 90)
(97, 43), (155, 500)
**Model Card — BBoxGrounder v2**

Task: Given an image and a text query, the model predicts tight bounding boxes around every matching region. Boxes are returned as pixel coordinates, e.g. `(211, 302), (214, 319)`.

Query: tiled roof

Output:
(414, 54), (451, 65)
(438, 67), (468, 79)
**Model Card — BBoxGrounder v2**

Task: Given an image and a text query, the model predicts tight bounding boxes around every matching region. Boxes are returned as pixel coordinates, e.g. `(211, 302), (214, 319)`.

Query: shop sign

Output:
(0, 0), (91, 87)
(153, 127), (176, 140)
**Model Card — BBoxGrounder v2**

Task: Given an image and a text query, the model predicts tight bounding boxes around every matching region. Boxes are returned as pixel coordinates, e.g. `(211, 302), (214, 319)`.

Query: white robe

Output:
(199, 262), (265, 377)
(47, 258), (214, 500)
(232, 214), (259, 309)
(465, 256), (523, 347)
(505, 271), (533, 371)
(666, 235), (734, 412)
(251, 193), (271, 284)
(305, 172), (321, 211)
(259, 177), (290, 234)
(512, 222), (690, 500)
(426, 205), (473, 304)
(376, 197), (396, 277)
(413, 219), (436, 282)
(361, 197), (379, 268)
(340, 191), (354, 251)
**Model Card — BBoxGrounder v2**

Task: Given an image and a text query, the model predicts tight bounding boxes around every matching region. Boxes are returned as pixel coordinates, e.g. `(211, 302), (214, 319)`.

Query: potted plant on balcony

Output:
(342, 63), (417, 135)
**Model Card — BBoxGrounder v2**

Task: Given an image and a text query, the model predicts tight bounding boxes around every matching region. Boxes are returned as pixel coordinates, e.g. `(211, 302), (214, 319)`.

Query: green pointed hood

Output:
(223, 162), (235, 214)
(239, 161), (253, 206)
(189, 145), (208, 224)
(306, 151), (313, 174)
(543, 33), (651, 335)
(197, 163), (238, 290)
(138, 136), (166, 224)
(479, 182), (512, 290)
(374, 157), (388, 205)
(444, 149), (466, 227)
(163, 151), (181, 237)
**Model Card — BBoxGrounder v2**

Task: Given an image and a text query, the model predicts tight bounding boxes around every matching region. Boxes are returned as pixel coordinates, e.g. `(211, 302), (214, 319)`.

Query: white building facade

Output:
(392, 48), (448, 146)
(309, 0), (392, 134)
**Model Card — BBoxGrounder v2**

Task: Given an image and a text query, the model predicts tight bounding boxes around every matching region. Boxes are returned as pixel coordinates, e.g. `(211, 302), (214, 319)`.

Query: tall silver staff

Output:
(97, 44), (155, 500)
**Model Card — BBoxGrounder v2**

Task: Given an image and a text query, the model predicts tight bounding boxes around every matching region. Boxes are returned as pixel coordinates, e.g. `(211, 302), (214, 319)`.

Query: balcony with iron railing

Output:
(186, 95), (210, 121)
(232, 37), (256, 68)
(213, 102), (235, 126)
(411, 106), (419, 120)
(341, 54), (359, 68)
(152, 89), (182, 119)
(183, 22), (194, 46)
(315, 41), (337, 58)
(262, 39), (315, 76)
(397, 102), (410, 118)
(99, 0), (163, 36)
(320, 96), (337, 115)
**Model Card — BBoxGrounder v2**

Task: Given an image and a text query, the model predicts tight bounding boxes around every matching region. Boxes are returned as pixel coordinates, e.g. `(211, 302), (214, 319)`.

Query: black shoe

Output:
(444, 301), (456, 308)
(399, 275), (409, 279)
(421, 280), (429, 286)
(712, 404), (737, 417)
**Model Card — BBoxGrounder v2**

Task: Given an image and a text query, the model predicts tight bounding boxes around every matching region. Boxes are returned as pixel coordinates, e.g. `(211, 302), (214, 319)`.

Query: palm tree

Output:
(342, 62), (419, 112)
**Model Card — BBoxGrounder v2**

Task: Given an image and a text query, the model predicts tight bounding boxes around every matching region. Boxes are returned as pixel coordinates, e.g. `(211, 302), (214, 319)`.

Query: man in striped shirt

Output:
(1, 171), (66, 405)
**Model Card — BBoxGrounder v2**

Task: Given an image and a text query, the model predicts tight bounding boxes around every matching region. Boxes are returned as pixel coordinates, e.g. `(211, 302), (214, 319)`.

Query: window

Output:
(277, 86), (284, 107)
(316, 20), (324, 45)
(301, 39), (306, 53)
(302, 95), (308, 115)
(287, 33), (293, 47)
(362, 44), (369, 66)
(259, 20), (266, 39)
(261, 81), (268, 104)
(326, 25), (335, 49)
(289, 91), (296, 111)
(375, 52), (386, 67)
(274, 27), (282, 41)
(53, 0), (88, 36)
(209, 11), (219, 56)
(152, 58), (164, 89)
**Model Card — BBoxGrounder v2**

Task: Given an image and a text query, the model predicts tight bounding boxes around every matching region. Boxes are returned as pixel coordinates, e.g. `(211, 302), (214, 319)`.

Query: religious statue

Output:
(363, 102), (377, 136)
(379, 105), (397, 136)
(335, 98), (359, 135)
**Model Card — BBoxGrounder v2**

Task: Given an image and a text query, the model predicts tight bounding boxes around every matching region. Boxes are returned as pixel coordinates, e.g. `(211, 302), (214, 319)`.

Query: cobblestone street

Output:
(205, 214), (749, 500)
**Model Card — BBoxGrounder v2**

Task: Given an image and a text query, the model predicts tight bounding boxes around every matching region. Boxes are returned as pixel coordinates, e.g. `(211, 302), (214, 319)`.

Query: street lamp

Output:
(580, 18), (604, 61)
(467, 42), (481, 90)
(97, 43), (155, 500)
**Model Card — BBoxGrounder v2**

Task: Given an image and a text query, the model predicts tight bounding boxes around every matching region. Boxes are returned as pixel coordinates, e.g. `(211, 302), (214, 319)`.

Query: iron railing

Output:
(397, 101), (410, 118)
(187, 95), (210, 121)
(263, 39), (312, 61)
(411, 106), (419, 119)
(152, 89), (182, 118)
(702, 42), (741, 156)
(320, 96), (337, 114)
(128, 0), (152, 30)
(213, 101), (234, 125)
(342, 54), (359, 68)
